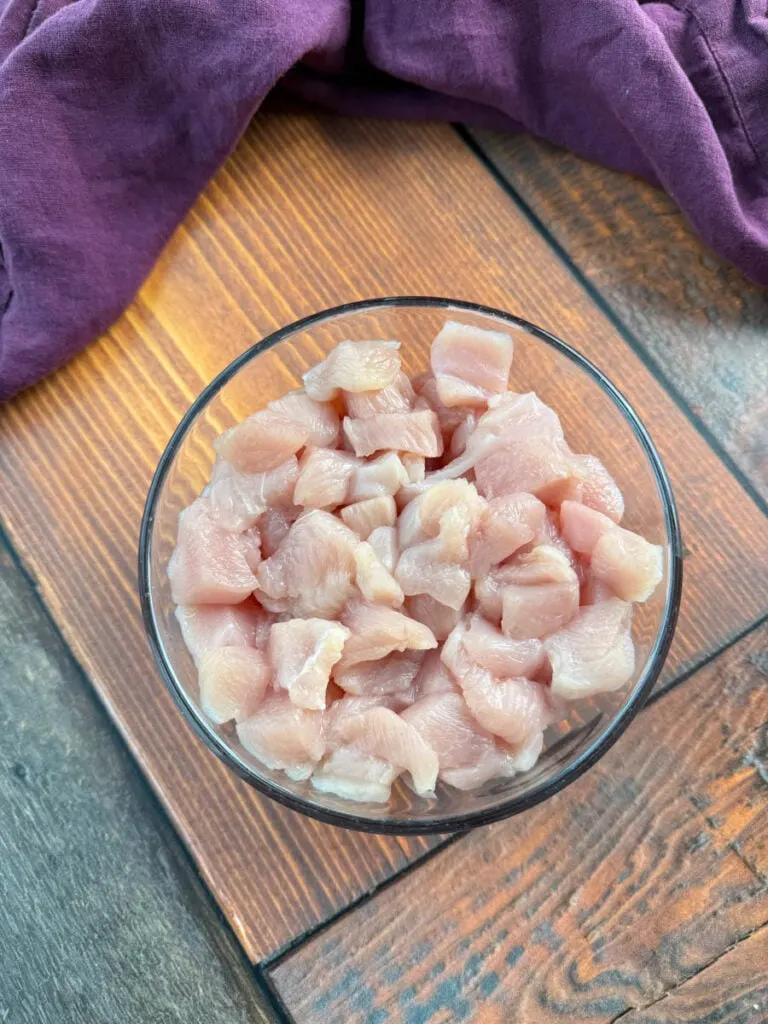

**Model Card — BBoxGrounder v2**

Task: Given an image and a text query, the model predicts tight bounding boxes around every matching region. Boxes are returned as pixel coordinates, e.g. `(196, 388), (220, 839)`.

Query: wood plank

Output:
(0, 542), (275, 1023)
(467, 129), (768, 505)
(617, 925), (768, 1024)
(270, 624), (768, 1023)
(1, 113), (767, 961)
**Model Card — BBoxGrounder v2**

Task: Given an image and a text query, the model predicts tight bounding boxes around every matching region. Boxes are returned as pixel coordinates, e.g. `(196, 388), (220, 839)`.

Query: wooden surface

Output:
(270, 623), (768, 1023)
(0, 540), (274, 1024)
(467, 130), (768, 507)
(0, 110), (766, 1017)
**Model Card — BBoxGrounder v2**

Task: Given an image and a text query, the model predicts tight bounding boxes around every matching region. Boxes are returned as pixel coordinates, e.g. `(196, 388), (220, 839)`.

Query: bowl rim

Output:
(138, 295), (683, 835)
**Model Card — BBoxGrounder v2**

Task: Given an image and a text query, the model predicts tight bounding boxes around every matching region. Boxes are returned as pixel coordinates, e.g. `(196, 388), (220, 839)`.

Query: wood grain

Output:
(617, 925), (768, 1024)
(271, 624), (768, 1023)
(468, 129), (768, 505)
(0, 542), (275, 1024)
(1, 112), (767, 960)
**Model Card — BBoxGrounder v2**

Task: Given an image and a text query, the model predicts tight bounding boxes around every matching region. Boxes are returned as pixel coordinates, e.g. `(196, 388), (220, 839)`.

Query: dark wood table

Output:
(1, 111), (766, 1023)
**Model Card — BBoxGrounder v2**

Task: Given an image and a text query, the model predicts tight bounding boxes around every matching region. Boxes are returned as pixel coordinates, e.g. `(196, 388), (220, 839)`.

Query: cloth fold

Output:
(1, 0), (766, 401)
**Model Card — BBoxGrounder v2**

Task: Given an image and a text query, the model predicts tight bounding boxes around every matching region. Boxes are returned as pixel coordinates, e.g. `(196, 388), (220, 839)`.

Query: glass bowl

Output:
(139, 297), (682, 834)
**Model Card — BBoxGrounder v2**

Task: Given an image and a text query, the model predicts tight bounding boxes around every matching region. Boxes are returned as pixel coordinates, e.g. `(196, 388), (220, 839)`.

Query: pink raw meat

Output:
(395, 538), (472, 610)
(269, 618), (350, 710)
(198, 647), (270, 724)
(354, 541), (405, 607)
(413, 650), (460, 697)
(168, 498), (258, 605)
(562, 454), (624, 522)
(499, 545), (580, 640)
(339, 601), (437, 668)
(293, 448), (359, 508)
(367, 525), (398, 572)
(339, 706), (439, 796)
(240, 527), (262, 573)
(341, 495), (397, 539)
(343, 409), (443, 458)
(236, 692), (325, 780)
(545, 598), (635, 699)
(430, 320), (514, 407)
(258, 505), (300, 558)
(174, 599), (271, 667)
(334, 650), (424, 698)
(468, 492), (547, 578)
(347, 452), (409, 501)
(311, 747), (398, 803)
(268, 389), (340, 447)
(405, 594), (464, 643)
(213, 410), (309, 473)
(207, 456), (299, 532)
(303, 340), (401, 401)
(344, 372), (415, 418)
(462, 613), (545, 678)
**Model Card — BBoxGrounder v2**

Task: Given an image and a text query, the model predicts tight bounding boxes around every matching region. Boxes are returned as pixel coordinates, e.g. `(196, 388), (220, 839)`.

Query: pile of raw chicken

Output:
(168, 321), (663, 804)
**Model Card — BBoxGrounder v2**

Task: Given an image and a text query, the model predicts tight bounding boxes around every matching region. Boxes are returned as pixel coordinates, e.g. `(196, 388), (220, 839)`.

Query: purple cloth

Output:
(1, 0), (767, 400)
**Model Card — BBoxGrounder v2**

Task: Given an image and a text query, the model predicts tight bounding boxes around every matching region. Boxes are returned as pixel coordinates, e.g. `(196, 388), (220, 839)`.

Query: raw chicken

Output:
(168, 498), (258, 605)
(334, 650), (424, 698)
(312, 747), (398, 803)
(449, 412), (478, 458)
(175, 599), (271, 667)
(462, 613), (545, 678)
(198, 647), (270, 724)
(430, 320), (514, 407)
(267, 389), (340, 447)
(339, 602), (437, 668)
(293, 448), (358, 508)
(354, 542), (405, 607)
(213, 410), (309, 473)
(344, 372), (415, 418)
(395, 538), (472, 610)
(564, 454), (624, 523)
(401, 453), (426, 483)
(269, 618), (350, 710)
(367, 525), (398, 572)
(347, 452), (409, 502)
(412, 372), (469, 435)
(467, 492), (547, 578)
(343, 409), (443, 458)
(240, 526), (262, 573)
(207, 457), (299, 532)
(258, 505), (300, 558)
(413, 650), (460, 697)
(237, 693), (325, 780)
(398, 478), (485, 551)
(256, 510), (359, 618)
(405, 595), (463, 643)
(341, 495), (397, 539)
(560, 501), (663, 602)
(499, 546), (580, 640)
(304, 340), (401, 401)
(339, 706), (439, 796)
(545, 598), (635, 699)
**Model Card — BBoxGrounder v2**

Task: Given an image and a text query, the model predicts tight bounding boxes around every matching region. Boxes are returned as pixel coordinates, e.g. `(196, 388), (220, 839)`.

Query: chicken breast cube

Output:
(199, 647), (270, 724)
(256, 510), (359, 618)
(341, 495), (397, 539)
(347, 452), (409, 501)
(339, 602), (437, 668)
(303, 340), (401, 401)
(206, 457), (298, 532)
(405, 595), (463, 643)
(564, 454), (624, 523)
(174, 600), (272, 667)
(354, 542), (405, 607)
(236, 693), (325, 780)
(401, 453), (426, 483)
(343, 372), (415, 418)
(560, 501), (663, 602)
(468, 492), (547, 578)
(343, 409), (443, 458)
(293, 448), (359, 508)
(213, 409), (310, 474)
(258, 505), (300, 558)
(395, 538), (472, 610)
(431, 320), (514, 407)
(367, 525), (399, 572)
(462, 614), (545, 679)
(334, 650), (424, 699)
(168, 498), (258, 605)
(545, 599), (635, 700)
(339, 706), (439, 796)
(269, 618), (350, 711)
(312, 747), (398, 804)
(267, 389), (340, 447)
(398, 478), (485, 550)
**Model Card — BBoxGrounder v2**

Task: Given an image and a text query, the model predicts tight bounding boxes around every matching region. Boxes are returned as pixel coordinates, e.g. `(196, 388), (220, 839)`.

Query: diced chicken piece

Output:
(560, 501), (663, 602)
(440, 747), (521, 791)
(474, 440), (572, 503)
(347, 452), (409, 502)
(499, 545), (580, 640)
(258, 505), (301, 558)
(449, 412), (478, 458)
(367, 525), (399, 573)
(398, 479), (485, 550)
(339, 706), (439, 796)
(343, 410), (443, 458)
(334, 650), (424, 698)
(343, 372), (415, 418)
(303, 340), (401, 401)
(565, 454), (624, 523)
(341, 495), (397, 539)
(339, 602), (437, 668)
(312, 747), (398, 804)
(412, 372), (468, 435)
(269, 618), (350, 710)
(462, 614), (545, 679)
(431, 320), (514, 407)
(413, 650), (460, 697)
(237, 693), (325, 780)
(168, 498), (258, 605)
(198, 647), (270, 724)
(325, 694), (397, 746)
(468, 492), (547, 578)
(353, 542), (404, 607)
(580, 572), (616, 606)
(213, 410), (310, 474)
(545, 599), (635, 699)
(175, 600), (272, 666)
(293, 448), (359, 508)
(268, 389), (340, 447)
(240, 526), (262, 572)
(395, 538), (472, 610)
(256, 510), (359, 618)
(406, 595), (463, 643)
(401, 453), (426, 483)
(207, 457), (299, 532)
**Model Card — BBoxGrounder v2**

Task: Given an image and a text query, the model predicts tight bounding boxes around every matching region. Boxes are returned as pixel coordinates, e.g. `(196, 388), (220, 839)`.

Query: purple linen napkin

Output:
(1, 0), (766, 400)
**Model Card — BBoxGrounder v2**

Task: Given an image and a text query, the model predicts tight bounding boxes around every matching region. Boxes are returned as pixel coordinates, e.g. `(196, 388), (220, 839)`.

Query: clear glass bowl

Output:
(139, 297), (682, 834)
